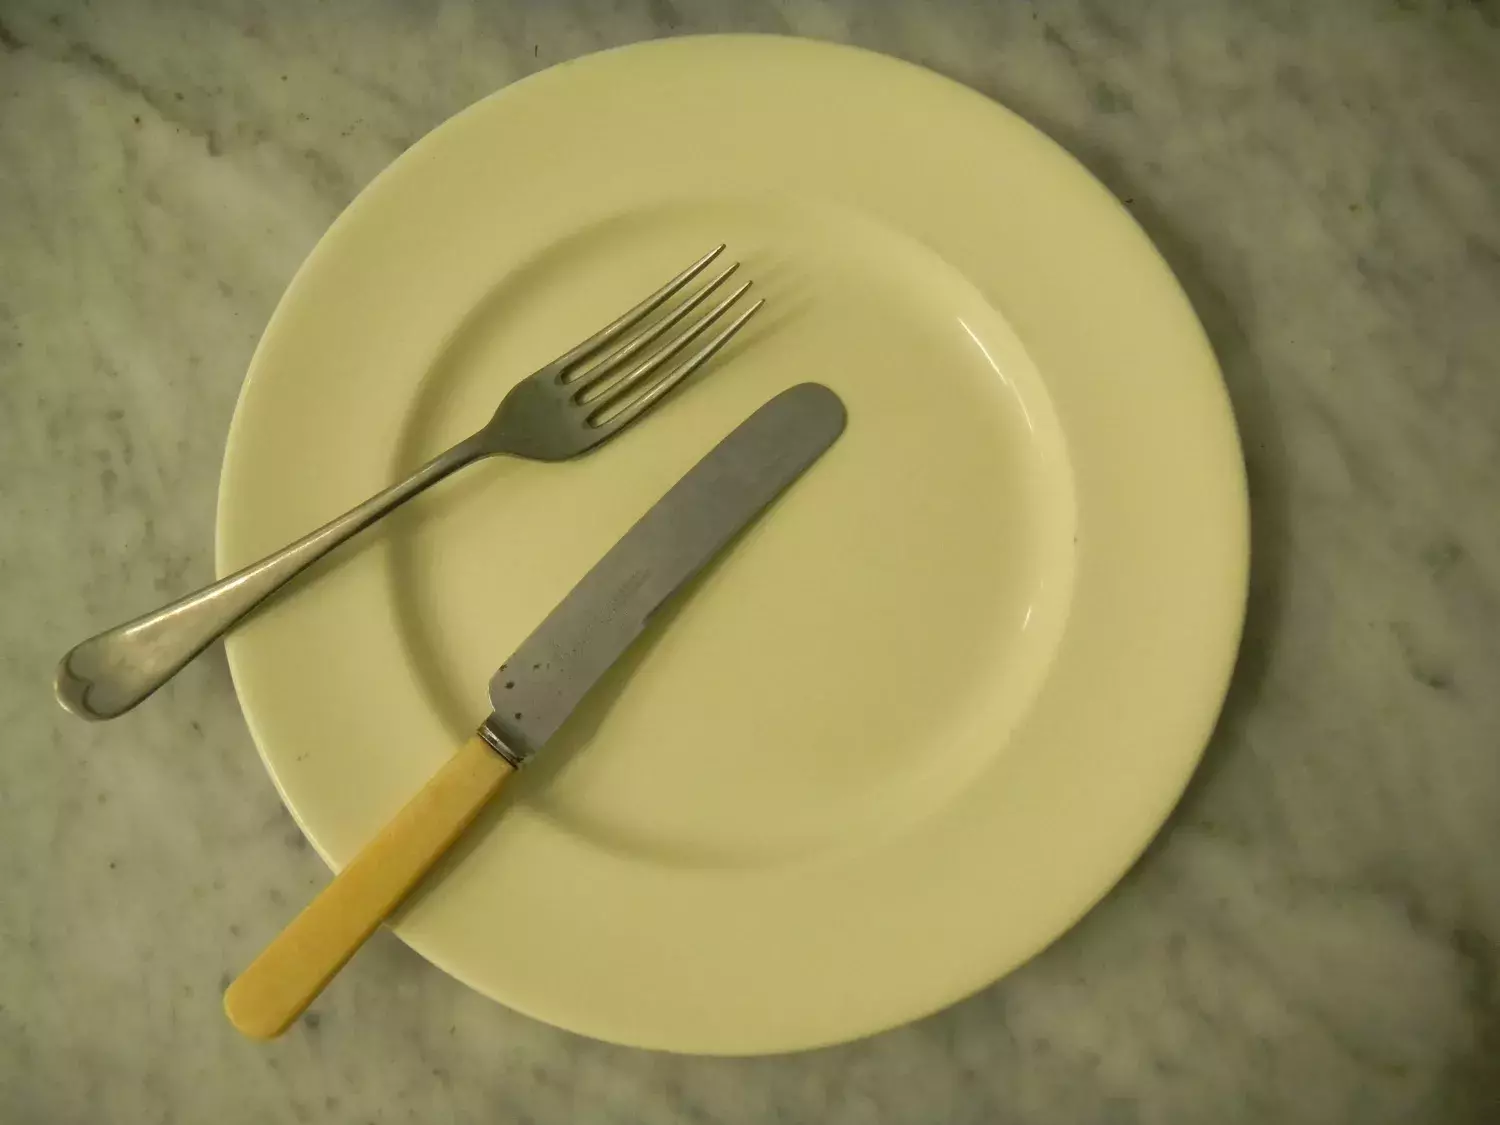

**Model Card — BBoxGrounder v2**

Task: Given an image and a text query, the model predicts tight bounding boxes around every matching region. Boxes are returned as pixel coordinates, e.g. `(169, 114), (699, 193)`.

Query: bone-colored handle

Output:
(224, 734), (512, 1039)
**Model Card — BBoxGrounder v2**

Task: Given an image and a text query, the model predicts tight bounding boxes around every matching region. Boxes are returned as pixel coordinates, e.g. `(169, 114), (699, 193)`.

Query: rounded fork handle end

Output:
(53, 570), (266, 721)
(54, 646), (111, 722)
(54, 615), (202, 722)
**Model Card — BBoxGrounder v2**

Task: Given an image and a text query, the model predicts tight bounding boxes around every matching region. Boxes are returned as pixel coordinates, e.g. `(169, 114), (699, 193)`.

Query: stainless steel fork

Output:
(56, 246), (763, 721)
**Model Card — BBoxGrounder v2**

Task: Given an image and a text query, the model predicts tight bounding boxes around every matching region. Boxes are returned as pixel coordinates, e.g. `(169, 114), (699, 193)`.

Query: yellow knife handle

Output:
(224, 734), (513, 1039)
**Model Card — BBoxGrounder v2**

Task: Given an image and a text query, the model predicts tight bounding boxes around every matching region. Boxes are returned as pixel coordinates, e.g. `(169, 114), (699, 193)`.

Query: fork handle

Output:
(55, 437), (485, 721)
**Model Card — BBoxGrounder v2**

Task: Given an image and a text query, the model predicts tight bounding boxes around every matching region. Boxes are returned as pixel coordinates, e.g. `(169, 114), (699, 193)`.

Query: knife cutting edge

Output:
(223, 383), (847, 1039)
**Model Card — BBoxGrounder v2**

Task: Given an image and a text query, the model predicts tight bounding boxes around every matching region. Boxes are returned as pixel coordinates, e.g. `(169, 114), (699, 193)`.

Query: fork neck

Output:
(435, 431), (494, 473)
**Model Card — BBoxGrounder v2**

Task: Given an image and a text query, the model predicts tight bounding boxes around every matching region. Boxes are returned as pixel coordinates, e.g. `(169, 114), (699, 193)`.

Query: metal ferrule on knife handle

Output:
(476, 714), (529, 768)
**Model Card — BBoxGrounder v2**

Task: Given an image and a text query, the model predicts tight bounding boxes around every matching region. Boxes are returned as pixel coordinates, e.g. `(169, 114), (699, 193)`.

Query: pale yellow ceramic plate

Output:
(219, 36), (1247, 1054)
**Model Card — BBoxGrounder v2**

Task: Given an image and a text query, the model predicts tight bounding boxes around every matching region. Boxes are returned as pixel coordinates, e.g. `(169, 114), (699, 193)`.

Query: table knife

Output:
(223, 382), (846, 1039)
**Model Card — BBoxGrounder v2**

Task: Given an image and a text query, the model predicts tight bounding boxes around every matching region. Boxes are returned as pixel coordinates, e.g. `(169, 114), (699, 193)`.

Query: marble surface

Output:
(3, 0), (1498, 1121)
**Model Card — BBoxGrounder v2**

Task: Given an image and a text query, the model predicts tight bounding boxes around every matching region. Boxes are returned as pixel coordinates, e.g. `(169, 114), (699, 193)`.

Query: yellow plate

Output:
(219, 36), (1247, 1054)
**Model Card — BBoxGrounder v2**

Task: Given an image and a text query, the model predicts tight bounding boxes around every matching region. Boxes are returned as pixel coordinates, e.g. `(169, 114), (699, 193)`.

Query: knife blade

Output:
(225, 383), (846, 1039)
(482, 381), (847, 764)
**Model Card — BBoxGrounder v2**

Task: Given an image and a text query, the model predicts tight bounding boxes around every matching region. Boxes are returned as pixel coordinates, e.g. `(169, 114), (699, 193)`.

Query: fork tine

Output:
(570, 262), (741, 399)
(554, 245), (726, 375)
(586, 279), (753, 414)
(591, 298), (765, 432)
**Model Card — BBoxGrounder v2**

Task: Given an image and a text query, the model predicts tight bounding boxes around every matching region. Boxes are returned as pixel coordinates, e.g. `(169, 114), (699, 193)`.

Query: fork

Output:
(56, 246), (763, 721)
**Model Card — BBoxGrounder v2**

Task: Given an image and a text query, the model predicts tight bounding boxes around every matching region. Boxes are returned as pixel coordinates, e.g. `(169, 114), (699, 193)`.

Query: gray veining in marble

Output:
(3, 1), (1499, 1122)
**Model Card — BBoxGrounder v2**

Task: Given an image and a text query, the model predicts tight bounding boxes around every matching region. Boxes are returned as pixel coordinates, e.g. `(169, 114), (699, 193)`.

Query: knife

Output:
(223, 383), (847, 1039)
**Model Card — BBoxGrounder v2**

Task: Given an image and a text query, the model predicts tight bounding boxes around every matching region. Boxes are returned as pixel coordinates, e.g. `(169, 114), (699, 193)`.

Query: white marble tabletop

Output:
(3, 1), (1498, 1121)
